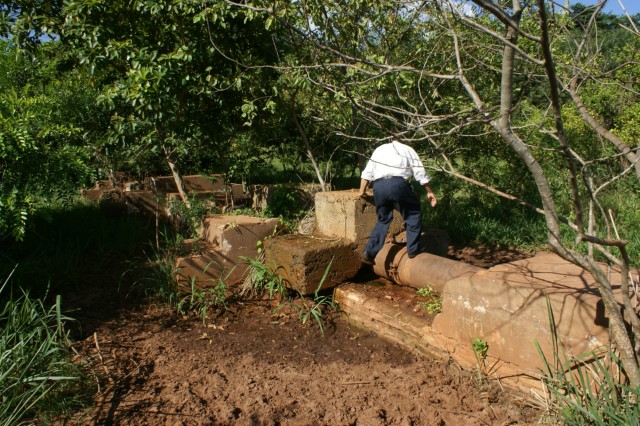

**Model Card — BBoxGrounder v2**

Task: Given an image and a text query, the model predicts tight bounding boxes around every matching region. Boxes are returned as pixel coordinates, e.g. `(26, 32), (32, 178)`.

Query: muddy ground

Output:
(58, 245), (542, 426)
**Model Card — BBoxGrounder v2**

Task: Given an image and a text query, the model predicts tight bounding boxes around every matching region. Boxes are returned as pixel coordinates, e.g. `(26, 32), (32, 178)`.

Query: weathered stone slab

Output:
(125, 190), (170, 219)
(314, 190), (403, 252)
(175, 240), (247, 287)
(334, 283), (540, 393)
(199, 215), (283, 253)
(82, 188), (105, 203)
(263, 235), (360, 295)
(152, 175), (225, 193)
(94, 180), (114, 189)
(432, 253), (632, 376)
(249, 184), (325, 212)
(174, 216), (284, 288)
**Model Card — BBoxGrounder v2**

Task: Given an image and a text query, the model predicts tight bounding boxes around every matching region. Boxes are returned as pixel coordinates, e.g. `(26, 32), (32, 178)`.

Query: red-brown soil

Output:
(58, 245), (542, 425)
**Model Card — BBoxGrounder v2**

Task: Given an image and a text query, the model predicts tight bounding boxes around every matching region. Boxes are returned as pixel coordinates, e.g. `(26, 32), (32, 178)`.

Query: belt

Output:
(372, 176), (405, 183)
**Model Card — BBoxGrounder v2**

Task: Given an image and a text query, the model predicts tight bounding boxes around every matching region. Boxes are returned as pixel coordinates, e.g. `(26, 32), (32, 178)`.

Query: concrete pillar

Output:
(314, 190), (404, 253)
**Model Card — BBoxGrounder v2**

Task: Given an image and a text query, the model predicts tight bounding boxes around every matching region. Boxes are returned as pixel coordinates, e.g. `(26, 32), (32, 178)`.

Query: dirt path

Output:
(66, 301), (540, 426)
(55, 245), (542, 425)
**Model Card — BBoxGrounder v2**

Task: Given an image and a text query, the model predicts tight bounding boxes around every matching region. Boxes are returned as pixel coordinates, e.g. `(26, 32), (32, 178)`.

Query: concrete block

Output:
(229, 183), (247, 199)
(249, 184), (321, 212)
(314, 190), (404, 252)
(98, 189), (128, 217)
(432, 253), (626, 375)
(94, 180), (114, 189)
(200, 215), (283, 256)
(82, 188), (105, 203)
(176, 216), (283, 288)
(151, 175), (225, 193)
(175, 241), (247, 287)
(263, 235), (360, 295)
(124, 190), (169, 219)
(123, 181), (144, 191)
(249, 184), (274, 211)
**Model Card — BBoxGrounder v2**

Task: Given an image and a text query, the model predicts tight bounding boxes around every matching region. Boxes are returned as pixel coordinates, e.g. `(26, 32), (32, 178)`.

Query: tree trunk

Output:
(535, 0), (640, 386)
(289, 93), (327, 191)
(164, 145), (191, 208)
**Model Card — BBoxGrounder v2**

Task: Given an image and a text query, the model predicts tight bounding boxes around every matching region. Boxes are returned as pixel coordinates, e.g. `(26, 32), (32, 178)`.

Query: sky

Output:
(574, 0), (640, 15)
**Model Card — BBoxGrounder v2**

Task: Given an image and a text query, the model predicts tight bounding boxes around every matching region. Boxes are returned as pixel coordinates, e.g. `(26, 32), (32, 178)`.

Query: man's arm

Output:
(358, 178), (370, 197)
(423, 183), (437, 207)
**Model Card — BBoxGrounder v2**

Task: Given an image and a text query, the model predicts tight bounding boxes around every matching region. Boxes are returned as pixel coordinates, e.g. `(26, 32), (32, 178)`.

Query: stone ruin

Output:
(82, 179), (639, 394)
(82, 174), (251, 220)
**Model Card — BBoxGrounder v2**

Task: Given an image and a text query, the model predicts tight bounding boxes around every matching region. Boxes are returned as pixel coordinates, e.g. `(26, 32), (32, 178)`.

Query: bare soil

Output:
(58, 245), (542, 426)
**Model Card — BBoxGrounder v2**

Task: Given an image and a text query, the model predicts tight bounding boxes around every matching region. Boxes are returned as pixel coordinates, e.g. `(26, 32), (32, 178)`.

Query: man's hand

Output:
(423, 183), (437, 208)
(358, 178), (372, 200)
(427, 192), (437, 207)
(359, 191), (373, 201)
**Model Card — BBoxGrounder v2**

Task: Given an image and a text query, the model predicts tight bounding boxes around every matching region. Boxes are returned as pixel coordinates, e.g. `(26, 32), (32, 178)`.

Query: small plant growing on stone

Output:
(416, 286), (442, 314)
(176, 264), (230, 324)
(472, 337), (489, 383)
(168, 194), (219, 238)
(240, 255), (288, 300)
(296, 258), (338, 335)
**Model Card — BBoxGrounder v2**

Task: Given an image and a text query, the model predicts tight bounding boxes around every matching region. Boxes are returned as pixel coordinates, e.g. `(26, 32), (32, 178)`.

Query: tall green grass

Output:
(535, 297), (640, 425)
(0, 273), (89, 425)
(0, 197), (154, 423)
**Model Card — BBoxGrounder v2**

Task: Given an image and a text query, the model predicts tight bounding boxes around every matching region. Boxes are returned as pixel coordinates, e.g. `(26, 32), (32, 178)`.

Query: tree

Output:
(229, 0), (640, 385)
(0, 39), (101, 241)
(62, 0), (278, 204)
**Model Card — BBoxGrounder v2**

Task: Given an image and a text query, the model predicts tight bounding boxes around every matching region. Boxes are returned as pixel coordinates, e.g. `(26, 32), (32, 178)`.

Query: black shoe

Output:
(360, 251), (375, 265)
(408, 244), (427, 259)
(407, 250), (422, 259)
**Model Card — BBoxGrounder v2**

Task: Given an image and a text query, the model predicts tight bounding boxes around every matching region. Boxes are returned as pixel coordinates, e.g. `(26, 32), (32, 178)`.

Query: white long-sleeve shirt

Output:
(360, 141), (431, 185)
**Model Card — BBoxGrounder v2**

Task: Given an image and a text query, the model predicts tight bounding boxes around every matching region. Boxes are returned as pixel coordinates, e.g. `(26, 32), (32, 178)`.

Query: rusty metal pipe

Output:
(372, 243), (482, 292)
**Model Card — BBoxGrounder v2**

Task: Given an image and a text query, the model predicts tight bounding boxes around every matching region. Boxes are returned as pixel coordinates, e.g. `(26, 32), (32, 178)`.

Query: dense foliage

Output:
(1, 1), (639, 422)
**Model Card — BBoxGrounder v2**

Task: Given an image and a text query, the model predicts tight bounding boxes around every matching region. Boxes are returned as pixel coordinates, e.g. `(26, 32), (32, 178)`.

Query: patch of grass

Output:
(241, 256), (338, 334)
(0, 273), (91, 425)
(293, 258), (338, 335)
(535, 297), (640, 424)
(240, 255), (288, 300)
(176, 276), (228, 325)
(129, 229), (185, 304)
(133, 232), (228, 323)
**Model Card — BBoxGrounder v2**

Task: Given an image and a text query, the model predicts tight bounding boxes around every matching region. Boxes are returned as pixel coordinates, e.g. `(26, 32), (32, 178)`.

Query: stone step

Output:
(151, 174), (226, 193)
(334, 282), (537, 392)
(175, 215), (283, 288)
(314, 190), (404, 253)
(175, 241), (245, 288)
(336, 252), (638, 394)
(264, 234), (361, 295)
(199, 214), (283, 252)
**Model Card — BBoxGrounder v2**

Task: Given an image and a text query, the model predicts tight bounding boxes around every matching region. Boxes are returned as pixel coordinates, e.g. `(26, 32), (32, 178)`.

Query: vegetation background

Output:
(1, 0), (639, 424)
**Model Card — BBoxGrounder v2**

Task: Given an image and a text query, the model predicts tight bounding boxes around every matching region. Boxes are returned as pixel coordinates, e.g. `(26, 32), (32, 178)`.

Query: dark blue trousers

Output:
(365, 177), (422, 257)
